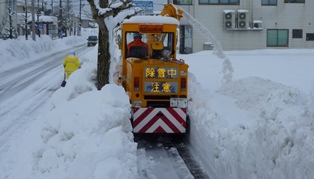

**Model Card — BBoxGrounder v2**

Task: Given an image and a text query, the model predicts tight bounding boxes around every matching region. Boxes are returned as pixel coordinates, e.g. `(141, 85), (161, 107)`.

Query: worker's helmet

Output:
(133, 32), (142, 39)
(69, 50), (76, 55)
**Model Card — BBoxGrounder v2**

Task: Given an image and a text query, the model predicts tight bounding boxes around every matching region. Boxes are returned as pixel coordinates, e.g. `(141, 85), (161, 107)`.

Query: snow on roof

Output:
(253, 20), (263, 23)
(124, 16), (179, 25)
(26, 15), (58, 23)
(89, 22), (98, 28)
(238, 9), (249, 13)
(223, 10), (236, 13)
(40, 16), (58, 22)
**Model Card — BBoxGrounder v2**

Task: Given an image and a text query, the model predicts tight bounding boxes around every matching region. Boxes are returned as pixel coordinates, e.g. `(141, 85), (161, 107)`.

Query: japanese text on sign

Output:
(144, 82), (178, 93)
(145, 67), (178, 79)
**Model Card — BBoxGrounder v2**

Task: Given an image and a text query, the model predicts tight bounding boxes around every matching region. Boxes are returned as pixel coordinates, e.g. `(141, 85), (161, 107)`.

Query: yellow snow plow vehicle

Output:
(116, 4), (189, 134)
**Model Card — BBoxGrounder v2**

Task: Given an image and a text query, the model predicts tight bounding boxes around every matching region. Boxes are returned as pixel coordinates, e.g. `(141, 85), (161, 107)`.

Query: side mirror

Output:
(117, 34), (122, 49)
(114, 27), (122, 49)
(117, 34), (122, 45)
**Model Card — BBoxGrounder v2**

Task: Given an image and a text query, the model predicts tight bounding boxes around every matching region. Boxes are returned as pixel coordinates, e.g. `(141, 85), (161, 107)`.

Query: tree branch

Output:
(87, 0), (104, 20)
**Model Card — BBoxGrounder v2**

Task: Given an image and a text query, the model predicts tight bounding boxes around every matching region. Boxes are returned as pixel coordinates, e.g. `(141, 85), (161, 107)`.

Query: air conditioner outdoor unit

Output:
(253, 20), (263, 29)
(223, 10), (236, 29)
(237, 10), (249, 29)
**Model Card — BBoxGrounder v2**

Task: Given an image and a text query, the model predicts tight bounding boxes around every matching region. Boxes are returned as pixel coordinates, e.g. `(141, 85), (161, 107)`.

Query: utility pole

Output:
(12, 0), (17, 38)
(51, 0), (53, 12)
(58, 0), (62, 38)
(37, 0), (40, 37)
(6, 0), (14, 39)
(31, 0), (36, 40)
(74, 17), (76, 35)
(25, 0), (28, 40)
(42, 0), (44, 12)
(79, 0), (81, 36)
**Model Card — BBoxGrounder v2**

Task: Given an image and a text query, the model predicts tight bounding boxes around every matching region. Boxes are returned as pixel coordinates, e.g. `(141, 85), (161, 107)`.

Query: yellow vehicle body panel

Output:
(126, 58), (188, 107)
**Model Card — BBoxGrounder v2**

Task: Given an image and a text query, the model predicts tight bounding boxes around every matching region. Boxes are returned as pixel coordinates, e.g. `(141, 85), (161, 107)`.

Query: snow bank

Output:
(0, 35), (86, 71)
(189, 76), (314, 179)
(4, 83), (138, 179)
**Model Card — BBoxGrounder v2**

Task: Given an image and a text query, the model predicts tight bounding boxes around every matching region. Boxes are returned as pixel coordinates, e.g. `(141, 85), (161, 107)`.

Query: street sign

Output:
(38, 23), (43, 30)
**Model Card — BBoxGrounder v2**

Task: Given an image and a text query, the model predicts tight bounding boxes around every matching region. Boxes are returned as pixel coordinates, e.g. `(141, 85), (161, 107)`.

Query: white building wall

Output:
(179, 0), (314, 51)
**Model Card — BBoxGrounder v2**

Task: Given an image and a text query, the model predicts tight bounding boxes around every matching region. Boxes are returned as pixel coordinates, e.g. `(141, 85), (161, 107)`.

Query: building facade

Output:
(169, 0), (314, 52)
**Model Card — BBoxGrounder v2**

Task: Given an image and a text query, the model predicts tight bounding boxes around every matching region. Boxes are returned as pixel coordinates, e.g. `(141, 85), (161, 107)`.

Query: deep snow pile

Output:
(188, 75), (314, 179)
(37, 85), (137, 179)
(2, 85), (139, 179)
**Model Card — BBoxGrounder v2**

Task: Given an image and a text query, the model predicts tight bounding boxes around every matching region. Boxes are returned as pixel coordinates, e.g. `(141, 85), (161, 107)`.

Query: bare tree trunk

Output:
(96, 0), (109, 90)
(97, 21), (110, 89)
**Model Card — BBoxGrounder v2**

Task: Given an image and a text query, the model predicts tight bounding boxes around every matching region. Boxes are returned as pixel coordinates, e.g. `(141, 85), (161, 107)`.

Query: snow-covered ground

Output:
(0, 29), (314, 179)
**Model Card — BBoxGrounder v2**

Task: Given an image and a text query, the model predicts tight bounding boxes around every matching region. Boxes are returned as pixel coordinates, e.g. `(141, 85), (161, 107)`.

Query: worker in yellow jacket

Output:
(63, 50), (81, 79)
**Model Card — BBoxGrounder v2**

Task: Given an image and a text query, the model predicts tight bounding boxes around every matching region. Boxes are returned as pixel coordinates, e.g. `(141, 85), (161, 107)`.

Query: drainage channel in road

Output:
(174, 142), (209, 179)
(135, 134), (209, 179)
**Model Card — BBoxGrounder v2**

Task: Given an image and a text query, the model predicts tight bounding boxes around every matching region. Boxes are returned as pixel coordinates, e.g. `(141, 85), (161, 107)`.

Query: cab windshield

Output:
(125, 32), (174, 59)
(88, 36), (97, 40)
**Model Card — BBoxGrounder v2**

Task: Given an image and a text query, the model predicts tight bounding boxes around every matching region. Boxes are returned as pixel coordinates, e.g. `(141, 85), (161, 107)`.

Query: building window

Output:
(173, 0), (192, 5)
(292, 29), (303, 38)
(284, 0), (305, 3)
(262, 0), (277, 5)
(306, 33), (314, 41)
(267, 29), (289, 47)
(199, 0), (239, 5)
